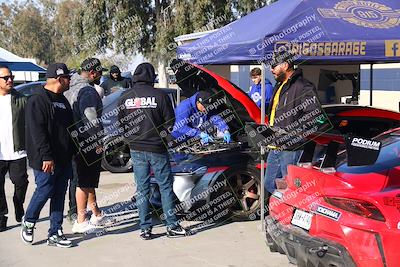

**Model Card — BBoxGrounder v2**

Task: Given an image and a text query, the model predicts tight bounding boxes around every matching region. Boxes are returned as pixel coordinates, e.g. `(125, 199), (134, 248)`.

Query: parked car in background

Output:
(14, 81), (45, 96)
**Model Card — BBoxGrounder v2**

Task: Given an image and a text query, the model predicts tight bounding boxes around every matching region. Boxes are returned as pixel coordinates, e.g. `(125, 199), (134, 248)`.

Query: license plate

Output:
(291, 209), (313, 230)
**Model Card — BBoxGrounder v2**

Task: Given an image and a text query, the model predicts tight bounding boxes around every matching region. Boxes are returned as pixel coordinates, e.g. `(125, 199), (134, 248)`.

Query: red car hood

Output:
(171, 59), (263, 124)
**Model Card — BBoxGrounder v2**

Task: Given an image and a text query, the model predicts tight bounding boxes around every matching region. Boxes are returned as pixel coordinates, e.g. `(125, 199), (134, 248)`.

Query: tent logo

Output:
(385, 40), (400, 57)
(318, 1), (400, 29)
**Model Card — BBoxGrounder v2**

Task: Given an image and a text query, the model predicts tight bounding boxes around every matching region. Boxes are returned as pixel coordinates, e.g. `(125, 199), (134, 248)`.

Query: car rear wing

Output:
(298, 136), (381, 172)
(245, 123), (382, 172)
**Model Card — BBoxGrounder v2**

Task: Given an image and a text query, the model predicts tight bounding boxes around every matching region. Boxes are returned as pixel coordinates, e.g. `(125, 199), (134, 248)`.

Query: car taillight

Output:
(324, 197), (385, 222)
(383, 195), (400, 211)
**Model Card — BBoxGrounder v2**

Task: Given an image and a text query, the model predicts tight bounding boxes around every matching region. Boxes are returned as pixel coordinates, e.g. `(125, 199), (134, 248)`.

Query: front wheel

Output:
(222, 165), (261, 221)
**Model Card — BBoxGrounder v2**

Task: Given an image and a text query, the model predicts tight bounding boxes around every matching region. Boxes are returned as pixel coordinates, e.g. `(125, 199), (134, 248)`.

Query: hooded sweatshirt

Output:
(171, 92), (228, 141)
(64, 73), (103, 142)
(248, 79), (274, 108)
(118, 63), (175, 153)
(100, 73), (131, 96)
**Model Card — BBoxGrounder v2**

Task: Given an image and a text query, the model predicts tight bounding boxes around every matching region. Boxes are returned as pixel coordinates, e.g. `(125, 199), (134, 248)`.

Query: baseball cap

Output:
(81, 58), (108, 72)
(196, 91), (213, 107)
(110, 65), (121, 73)
(270, 50), (296, 68)
(46, 63), (71, 79)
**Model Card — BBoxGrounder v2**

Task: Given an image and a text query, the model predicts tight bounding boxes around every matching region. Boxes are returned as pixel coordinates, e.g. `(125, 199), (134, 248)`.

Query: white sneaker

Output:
(72, 220), (102, 234)
(90, 214), (116, 226)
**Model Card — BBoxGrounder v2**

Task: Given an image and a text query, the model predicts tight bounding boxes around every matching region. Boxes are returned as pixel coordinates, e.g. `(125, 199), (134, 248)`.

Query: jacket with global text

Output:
(118, 63), (175, 153)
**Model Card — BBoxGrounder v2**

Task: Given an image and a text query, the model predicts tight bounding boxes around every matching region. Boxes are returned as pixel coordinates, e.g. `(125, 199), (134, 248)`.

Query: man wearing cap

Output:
(0, 65), (28, 232)
(100, 65), (131, 96)
(118, 62), (191, 240)
(171, 91), (231, 145)
(64, 58), (108, 234)
(21, 63), (74, 248)
(264, 51), (321, 194)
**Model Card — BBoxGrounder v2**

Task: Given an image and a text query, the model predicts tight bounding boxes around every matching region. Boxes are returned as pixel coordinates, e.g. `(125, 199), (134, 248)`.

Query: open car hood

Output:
(171, 59), (263, 125)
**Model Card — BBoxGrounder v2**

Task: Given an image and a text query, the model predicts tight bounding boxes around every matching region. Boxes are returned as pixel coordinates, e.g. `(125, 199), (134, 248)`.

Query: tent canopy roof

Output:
(177, 0), (400, 65)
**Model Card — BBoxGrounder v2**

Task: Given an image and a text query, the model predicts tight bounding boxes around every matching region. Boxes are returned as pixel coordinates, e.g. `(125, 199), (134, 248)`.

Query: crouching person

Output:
(21, 63), (74, 248)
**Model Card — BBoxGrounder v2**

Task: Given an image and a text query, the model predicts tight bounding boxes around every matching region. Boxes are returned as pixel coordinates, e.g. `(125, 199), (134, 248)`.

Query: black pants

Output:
(68, 160), (78, 215)
(0, 157), (29, 218)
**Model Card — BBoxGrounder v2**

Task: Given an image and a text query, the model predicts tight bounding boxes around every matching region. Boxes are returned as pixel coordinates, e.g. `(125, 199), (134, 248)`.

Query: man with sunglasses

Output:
(0, 65), (28, 232)
(64, 58), (109, 234)
(21, 63), (75, 247)
(264, 51), (321, 195)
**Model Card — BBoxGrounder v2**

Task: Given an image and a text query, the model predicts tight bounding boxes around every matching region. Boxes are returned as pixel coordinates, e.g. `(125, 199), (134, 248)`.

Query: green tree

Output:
(233, 0), (278, 17)
(8, 4), (53, 65)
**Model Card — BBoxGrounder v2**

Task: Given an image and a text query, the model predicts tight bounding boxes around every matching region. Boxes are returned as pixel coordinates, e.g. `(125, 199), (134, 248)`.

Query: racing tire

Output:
(221, 165), (261, 221)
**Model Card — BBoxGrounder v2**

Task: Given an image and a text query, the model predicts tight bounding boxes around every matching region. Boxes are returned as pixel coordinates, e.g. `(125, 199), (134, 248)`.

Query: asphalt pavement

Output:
(0, 169), (292, 267)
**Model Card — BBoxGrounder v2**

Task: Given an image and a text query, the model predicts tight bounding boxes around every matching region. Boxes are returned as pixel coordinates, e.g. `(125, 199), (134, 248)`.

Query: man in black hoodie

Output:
(118, 63), (190, 240)
(100, 65), (131, 96)
(21, 63), (74, 248)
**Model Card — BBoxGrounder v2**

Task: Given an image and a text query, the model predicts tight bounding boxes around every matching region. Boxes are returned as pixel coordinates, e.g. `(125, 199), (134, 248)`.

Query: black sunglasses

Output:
(0, 75), (14, 81)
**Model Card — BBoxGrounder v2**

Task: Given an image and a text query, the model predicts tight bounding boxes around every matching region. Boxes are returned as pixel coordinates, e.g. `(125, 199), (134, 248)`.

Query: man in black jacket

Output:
(118, 63), (190, 240)
(264, 51), (322, 194)
(100, 65), (131, 96)
(21, 63), (74, 248)
(0, 65), (28, 231)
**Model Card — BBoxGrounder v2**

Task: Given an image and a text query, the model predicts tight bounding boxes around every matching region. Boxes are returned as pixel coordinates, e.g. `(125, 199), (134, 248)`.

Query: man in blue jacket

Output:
(248, 67), (273, 108)
(172, 91), (230, 144)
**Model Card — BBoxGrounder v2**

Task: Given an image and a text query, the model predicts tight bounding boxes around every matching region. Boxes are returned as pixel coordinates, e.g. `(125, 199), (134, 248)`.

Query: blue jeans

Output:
(25, 163), (72, 236)
(264, 150), (302, 194)
(130, 150), (178, 230)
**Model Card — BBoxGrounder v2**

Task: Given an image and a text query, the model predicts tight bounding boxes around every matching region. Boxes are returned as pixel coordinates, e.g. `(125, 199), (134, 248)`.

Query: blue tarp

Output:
(0, 61), (46, 72)
(177, 0), (400, 65)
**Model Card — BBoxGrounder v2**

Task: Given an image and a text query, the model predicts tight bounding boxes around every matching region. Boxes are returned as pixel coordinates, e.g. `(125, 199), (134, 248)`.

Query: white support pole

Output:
(177, 86), (181, 106)
(260, 63), (266, 231)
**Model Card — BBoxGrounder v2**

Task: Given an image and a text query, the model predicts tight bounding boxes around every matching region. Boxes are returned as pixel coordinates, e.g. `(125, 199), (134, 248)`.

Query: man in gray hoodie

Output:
(64, 58), (108, 233)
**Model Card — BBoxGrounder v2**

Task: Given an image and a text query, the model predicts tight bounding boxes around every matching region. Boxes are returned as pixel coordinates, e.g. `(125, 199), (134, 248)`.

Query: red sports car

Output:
(266, 120), (400, 267)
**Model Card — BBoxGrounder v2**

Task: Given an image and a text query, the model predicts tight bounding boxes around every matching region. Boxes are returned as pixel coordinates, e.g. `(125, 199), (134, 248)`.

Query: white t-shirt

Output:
(0, 94), (27, 160)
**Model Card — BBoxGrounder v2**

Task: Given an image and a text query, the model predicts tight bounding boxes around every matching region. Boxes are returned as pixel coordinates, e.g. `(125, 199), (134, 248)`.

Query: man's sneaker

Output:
(47, 230), (72, 248)
(21, 217), (35, 244)
(166, 224), (192, 238)
(90, 213), (115, 227)
(139, 228), (152, 240)
(72, 220), (102, 234)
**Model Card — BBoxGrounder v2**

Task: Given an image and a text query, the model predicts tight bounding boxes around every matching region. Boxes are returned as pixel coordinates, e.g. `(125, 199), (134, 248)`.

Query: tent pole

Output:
(369, 64), (373, 106)
(260, 63), (266, 231)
